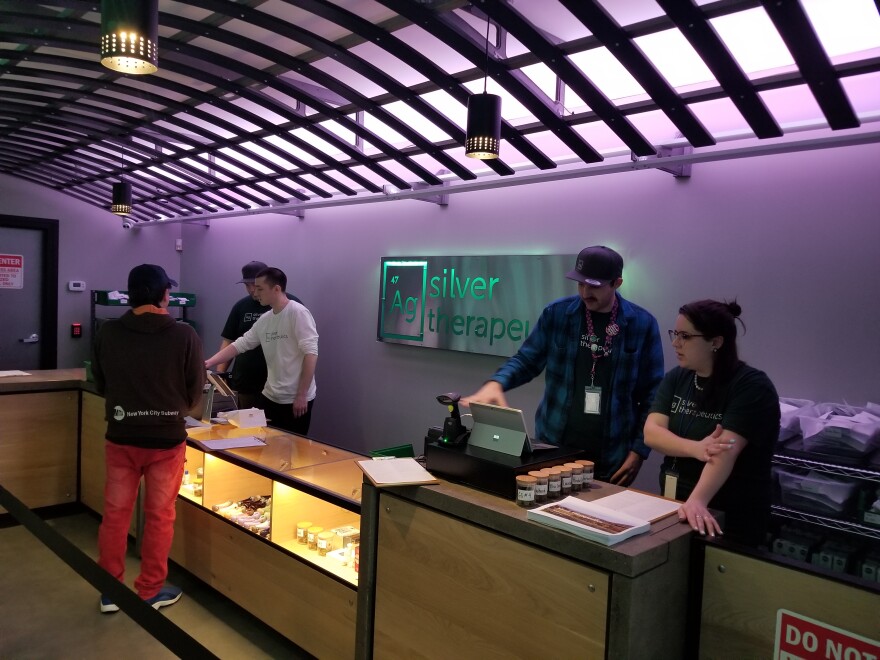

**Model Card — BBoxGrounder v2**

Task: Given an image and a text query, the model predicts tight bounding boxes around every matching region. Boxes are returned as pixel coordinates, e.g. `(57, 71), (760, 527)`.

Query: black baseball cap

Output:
(565, 246), (623, 286)
(128, 264), (177, 293)
(237, 260), (268, 284)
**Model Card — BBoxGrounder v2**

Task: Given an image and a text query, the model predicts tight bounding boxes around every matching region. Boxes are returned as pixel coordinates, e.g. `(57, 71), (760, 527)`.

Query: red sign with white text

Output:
(0, 254), (24, 289)
(775, 609), (880, 660)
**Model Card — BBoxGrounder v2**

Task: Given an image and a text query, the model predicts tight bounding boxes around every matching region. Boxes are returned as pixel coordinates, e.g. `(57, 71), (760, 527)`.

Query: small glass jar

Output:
(317, 531), (334, 556)
(193, 483), (203, 497)
(307, 525), (323, 551)
(565, 462), (584, 492)
(577, 460), (595, 486)
(515, 475), (537, 508)
(296, 521), (312, 545)
(546, 468), (562, 501)
(528, 470), (549, 504)
(354, 543), (360, 573)
(559, 465), (572, 496)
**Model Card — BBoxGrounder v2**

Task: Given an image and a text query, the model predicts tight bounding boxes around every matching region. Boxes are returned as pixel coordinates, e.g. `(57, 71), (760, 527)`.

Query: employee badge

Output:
(584, 385), (602, 415)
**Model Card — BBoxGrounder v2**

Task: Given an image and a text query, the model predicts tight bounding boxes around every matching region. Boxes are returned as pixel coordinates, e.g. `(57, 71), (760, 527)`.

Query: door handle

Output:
(20, 333), (39, 344)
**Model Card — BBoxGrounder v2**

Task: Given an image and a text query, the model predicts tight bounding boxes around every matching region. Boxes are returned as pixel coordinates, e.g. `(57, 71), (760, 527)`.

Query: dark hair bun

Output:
(725, 300), (742, 318)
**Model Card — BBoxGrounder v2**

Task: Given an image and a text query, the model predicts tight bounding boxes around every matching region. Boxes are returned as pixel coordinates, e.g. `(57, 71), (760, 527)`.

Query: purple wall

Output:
(3, 141), (879, 492)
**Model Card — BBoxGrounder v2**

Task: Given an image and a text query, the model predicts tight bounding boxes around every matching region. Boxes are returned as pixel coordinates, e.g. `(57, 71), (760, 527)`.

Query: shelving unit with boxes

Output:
(770, 402), (880, 582)
(90, 289), (197, 341)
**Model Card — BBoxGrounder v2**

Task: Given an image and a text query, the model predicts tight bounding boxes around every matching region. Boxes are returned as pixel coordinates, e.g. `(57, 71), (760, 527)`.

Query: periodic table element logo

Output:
(380, 260), (427, 341)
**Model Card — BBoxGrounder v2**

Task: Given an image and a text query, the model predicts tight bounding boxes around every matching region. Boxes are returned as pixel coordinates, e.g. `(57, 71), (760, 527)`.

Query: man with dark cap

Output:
(216, 260), (302, 409)
(464, 246), (663, 486)
(91, 264), (204, 613)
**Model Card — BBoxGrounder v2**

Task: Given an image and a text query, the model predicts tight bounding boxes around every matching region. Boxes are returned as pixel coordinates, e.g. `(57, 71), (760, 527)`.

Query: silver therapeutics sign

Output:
(378, 255), (576, 357)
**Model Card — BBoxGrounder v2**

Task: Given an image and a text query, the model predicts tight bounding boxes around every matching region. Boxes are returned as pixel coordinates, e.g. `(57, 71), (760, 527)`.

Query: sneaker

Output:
(144, 585), (182, 610)
(100, 595), (119, 614)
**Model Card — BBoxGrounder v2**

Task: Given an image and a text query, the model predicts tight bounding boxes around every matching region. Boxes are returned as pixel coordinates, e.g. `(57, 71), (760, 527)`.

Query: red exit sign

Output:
(775, 609), (879, 660)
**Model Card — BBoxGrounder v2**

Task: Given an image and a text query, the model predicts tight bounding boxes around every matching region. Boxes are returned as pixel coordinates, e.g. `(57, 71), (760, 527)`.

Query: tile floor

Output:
(0, 511), (312, 659)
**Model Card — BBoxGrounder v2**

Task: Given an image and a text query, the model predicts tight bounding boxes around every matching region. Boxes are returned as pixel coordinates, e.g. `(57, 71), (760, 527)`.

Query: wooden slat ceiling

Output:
(1, 0), (878, 224)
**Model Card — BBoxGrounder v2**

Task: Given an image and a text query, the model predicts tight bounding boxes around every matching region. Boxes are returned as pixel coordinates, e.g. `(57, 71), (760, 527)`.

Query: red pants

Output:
(98, 442), (185, 600)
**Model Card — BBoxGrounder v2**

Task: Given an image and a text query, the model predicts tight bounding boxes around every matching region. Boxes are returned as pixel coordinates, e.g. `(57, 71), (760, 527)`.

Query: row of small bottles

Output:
(515, 460), (595, 508)
(296, 521), (360, 572)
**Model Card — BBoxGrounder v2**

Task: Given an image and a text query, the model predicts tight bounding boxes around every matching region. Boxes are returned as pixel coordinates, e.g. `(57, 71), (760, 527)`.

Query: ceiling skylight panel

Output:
(519, 62), (562, 107)
(840, 73), (880, 117)
(710, 8), (794, 76)
(148, 164), (188, 185)
(568, 47), (646, 102)
(263, 134), (323, 167)
(181, 157), (229, 181)
(392, 24), (474, 76)
(202, 154), (249, 179)
(521, 129), (578, 164)
(228, 97), (288, 127)
(188, 35), (274, 71)
(571, 121), (630, 156)
(596, 0), (665, 26)
(241, 141), (299, 171)
(310, 56), (384, 99)
(419, 89), (467, 128)
(634, 29), (717, 89)
(801, 0), (880, 58)
(757, 85), (826, 128)
(687, 97), (752, 138)
(348, 43), (428, 89)
(198, 103), (261, 134)
(255, 181), (292, 200)
(290, 127), (348, 161)
(360, 112), (405, 153)
(219, 147), (273, 176)
(317, 119), (357, 147)
(347, 164), (385, 189)
(511, 2), (591, 43)
(175, 111), (236, 140)
(625, 109), (682, 146)
(257, 0), (356, 46)
(383, 101), (452, 144)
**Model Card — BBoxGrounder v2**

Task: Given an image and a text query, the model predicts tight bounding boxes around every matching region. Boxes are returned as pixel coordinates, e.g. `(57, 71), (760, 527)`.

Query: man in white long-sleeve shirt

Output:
(206, 266), (318, 435)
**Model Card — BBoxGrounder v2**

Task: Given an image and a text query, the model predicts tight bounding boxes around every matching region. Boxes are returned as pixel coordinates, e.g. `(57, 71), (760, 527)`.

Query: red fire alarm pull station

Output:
(71, 323), (82, 338)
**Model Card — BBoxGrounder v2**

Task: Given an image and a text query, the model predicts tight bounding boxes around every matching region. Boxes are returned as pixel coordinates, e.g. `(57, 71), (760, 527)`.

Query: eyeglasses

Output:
(668, 330), (705, 342)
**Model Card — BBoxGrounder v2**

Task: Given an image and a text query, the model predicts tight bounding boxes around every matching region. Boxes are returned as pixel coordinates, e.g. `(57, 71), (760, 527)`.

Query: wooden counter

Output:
(0, 369), (85, 511)
(362, 480), (693, 659)
(0, 368), (89, 394)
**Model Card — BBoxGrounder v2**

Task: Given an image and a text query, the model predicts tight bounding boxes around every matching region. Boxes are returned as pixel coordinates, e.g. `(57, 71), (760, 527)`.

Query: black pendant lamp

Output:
(100, 0), (159, 74)
(110, 143), (132, 216)
(111, 181), (132, 216)
(465, 17), (502, 159)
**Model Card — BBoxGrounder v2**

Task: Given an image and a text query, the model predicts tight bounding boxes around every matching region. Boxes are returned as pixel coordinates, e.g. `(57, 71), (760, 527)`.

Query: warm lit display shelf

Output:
(181, 424), (365, 587)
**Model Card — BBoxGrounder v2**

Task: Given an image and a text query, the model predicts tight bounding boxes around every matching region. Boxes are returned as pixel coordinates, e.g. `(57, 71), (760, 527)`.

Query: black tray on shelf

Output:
(779, 436), (869, 467)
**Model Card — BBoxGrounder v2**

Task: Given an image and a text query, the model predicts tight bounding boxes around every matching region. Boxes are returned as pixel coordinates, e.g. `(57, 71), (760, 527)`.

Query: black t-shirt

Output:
(561, 311), (613, 466)
(221, 292), (301, 394)
(650, 364), (780, 544)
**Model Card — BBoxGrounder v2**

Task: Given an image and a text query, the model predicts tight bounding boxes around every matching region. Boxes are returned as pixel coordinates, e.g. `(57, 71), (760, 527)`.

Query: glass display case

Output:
(182, 424), (365, 587)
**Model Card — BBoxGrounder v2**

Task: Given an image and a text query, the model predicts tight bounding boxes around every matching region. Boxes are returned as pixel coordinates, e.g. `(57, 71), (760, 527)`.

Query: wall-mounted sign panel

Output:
(0, 254), (24, 289)
(378, 255), (576, 357)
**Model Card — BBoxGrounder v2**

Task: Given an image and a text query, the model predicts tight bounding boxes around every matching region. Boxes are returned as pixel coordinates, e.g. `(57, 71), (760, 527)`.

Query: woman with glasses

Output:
(644, 299), (780, 546)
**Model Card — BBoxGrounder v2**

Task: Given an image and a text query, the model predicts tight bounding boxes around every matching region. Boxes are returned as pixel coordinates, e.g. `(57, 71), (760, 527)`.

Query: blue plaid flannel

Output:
(491, 294), (664, 474)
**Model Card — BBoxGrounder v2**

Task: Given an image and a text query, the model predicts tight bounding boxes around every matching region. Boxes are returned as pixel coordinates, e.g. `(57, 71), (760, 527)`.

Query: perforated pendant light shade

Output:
(111, 181), (132, 216)
(465, 93), (502, 159)
(100, 0), (159, 74)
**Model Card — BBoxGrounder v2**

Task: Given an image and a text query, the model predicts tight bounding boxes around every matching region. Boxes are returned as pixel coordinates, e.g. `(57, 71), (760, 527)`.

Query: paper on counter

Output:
(197, 436), (266, 450)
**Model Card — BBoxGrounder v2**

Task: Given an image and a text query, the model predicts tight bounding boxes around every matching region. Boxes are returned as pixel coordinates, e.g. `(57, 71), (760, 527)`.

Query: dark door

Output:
(0, 216), (58, 370)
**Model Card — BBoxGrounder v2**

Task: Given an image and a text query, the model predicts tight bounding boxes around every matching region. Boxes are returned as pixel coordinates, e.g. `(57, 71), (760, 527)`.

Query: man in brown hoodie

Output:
(92, 264), (204, 613)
